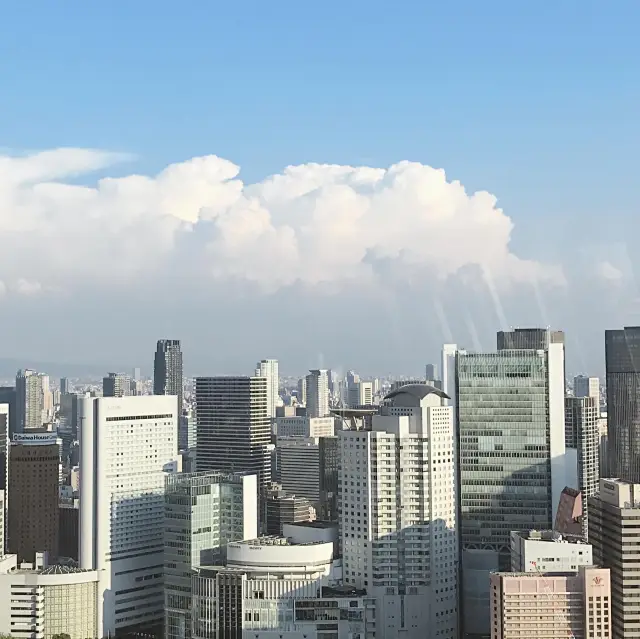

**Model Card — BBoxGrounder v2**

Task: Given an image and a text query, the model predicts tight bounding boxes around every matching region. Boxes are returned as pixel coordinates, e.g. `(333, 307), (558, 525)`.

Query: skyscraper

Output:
(164, 471), (258, 639)
(565, 395), (600, 538)
(605, 326), (640, 482)
(7, 432), (60, 562)
(0, 388), (16, 437)
(340, 383), (458, 639)
(254, 358), (279, 418)
(195, 376), (271, 489)
(59, 377), (69, 395)
(305, 369), (330, 418)
(154, 339), (183, 414)
(457, 328), (566, 638)
(574, 374), (600, 404)
(102, 372), (132, 397)
(15, 369), (48, 431)
(79, 395), (178, 637)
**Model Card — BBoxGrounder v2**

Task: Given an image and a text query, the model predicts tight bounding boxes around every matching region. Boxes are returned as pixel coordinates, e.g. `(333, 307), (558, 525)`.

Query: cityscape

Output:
(2, 3), (640, 639)
(0, 328), (637, 639)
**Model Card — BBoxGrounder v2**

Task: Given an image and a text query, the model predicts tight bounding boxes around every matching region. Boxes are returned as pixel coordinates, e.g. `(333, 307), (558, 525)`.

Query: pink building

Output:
(491, 566), (611, 639)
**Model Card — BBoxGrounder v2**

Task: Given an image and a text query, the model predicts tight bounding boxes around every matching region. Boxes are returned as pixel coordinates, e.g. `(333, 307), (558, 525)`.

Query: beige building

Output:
(490, 566), (611, 639)
(0, 553), (99, 639)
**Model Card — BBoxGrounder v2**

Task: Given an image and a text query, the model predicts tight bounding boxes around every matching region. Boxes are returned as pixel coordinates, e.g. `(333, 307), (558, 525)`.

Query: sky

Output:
(1, 1), (639, 376)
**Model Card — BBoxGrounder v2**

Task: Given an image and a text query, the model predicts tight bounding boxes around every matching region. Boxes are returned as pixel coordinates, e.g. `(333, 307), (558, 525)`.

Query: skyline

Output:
(2, 3), (640, 374)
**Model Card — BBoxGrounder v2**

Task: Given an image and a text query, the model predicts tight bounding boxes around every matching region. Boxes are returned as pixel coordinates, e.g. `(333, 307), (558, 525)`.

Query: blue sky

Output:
(0, 2), (638, 373)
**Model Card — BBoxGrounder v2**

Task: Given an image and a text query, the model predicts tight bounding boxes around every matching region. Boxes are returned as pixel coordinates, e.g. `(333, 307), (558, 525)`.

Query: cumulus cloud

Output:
(596, 260), (624, 283)
(0, 148), (563, 297)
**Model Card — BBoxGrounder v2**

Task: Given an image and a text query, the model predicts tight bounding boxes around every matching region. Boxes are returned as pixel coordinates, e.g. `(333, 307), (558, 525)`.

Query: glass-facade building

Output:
(164, 471), (258, 639)
(457, 335), (565, 638)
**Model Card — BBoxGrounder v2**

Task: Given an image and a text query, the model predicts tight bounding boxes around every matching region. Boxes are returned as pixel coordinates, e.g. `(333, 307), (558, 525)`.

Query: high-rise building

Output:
(59, 377), (69, 395)
(605, 326), (640, 482)
(458, 328), (566, 638)
(347, 381), (373, 407)
(0, 388), (16, 437)
(264, 487), (314, 535)
(276, 416), (334, 438)
(319, 435), (339, 522)
(79, 395), (178, 637)
(15, 369), (49, 431)
(164, 471), (258, 639)
(102, 372), (132, 397)
(589, 478), (640, 639)
(297, 376), (307, 405)
(305, 369), (330, 418)
(565, 396), (600, 537)
(490, 567), (611, 639)
(574, 374), (600, 404)
(340, 383), (457, 639)
(154, 339), (184, 415)
(0, 404), (6, 556)
(7, 432), (60, 562)
(276, 437), (322, 506)
(255, 359), (279, 419)
(195, 376), (271, 489)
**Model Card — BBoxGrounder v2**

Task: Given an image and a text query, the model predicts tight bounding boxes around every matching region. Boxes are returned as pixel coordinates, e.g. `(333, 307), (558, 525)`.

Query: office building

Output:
(60, 377), (69, 395)
(0, 552), (100, 639)
(255, 358), (279, 419)
(490, 566), (611, 639)
(510, 529), (592, 572)
(16, 369), (49, 431)
(59, 500), (79, 561)
(319, 435), (339, 522)
(102, 372), (133, 397)
(195, 376), (271, 489)
(179, 408), (197, 451)
(305, 369), (330, 418)
(340, 383), (457, 639)
(276, 415), (334, 437)
(589, 478), (640, 639)
(297, 376), (307, 405)
(154, 339), (184, 415)
(0, 388), (16, 437)
(425, 363), (437, 381)
(7, 432), (60, 562)
(79, 395), (178, 637)
(574, 375), (600, 404)
(458, 328), (566, 638)
(276, 437), (321, 505)
(264, 486), (314, 535)
(555, 487), (584, 536)
(164, 471), (258, 639)
(605, 326), (640, 482)
(565, 396), (600, 537)
(347, 380), (373, 407)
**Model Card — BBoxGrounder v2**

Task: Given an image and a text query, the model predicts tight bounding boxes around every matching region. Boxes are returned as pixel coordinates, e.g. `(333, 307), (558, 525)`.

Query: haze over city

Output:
(2, 2), (640, 375)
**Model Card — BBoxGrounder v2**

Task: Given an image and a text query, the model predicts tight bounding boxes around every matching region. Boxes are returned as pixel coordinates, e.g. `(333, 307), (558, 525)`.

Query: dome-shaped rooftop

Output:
(384, 383), (450, 402)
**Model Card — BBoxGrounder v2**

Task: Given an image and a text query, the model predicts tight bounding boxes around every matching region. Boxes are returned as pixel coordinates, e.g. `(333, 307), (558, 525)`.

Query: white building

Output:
(340, 383), (458, 639)
(79, 395), (179, 636)
(276, 416), (334, 438)
(510, 529), (593, 573)
(305, 370), (330, 418)
(0, 552), (99, 639)
(255, 359), (279, 419)
(190, 530), (375, 639)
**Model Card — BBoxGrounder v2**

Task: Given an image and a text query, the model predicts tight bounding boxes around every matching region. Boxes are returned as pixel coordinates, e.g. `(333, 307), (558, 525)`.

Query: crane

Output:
(530, 560), (576, 639)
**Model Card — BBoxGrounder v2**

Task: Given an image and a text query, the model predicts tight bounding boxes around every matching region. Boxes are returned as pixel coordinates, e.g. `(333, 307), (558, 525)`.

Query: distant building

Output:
(574, 375), (600, 404)
(264, 486), (314, 535)
(255, 359), (279, 419)
(102, 372), (133, 397)
(276, 416), (334, 438)
(347, 381), (373, 408)
(7, 432), (60, 562)
(154, 339), (184, 416)
(490, 566), (611, 639)
(305, 369), (330, 418)
(555, 487), (584, 536)
(16, 369), (50, 431)
(276, 437), (322, 506)
(0, 387), (16, 437)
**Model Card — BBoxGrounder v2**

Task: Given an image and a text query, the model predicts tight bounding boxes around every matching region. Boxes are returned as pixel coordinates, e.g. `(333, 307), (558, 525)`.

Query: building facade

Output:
(490, 566), (611, 639)
(15, 369), (49, 432)
(305, 370), (330, 418)
(155, 338), (184, 418)
(79, 395), (178, 636)
(589, 478), (640, 639)
(195, 376), (271, 489)
(340, 383), (458, 639)
(102, 372), (133, 397)
(276, 437), (322, 505)
(276, 416), (334, 438)
(255, 359), (279, 419)
(7, 432), (60, 563)
(565, 395), (600, 537)
(510, 529), (592, 572)
(457, 328), (566, 638)
(574, 375), (600, 404)
(165, 471), (258, 639)
(605, 326), (640, 482)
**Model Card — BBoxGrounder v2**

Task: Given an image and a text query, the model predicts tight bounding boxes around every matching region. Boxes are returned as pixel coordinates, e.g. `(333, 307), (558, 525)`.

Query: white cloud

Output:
(596, 260), (624, 283)
(0, 148), (564, 297)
